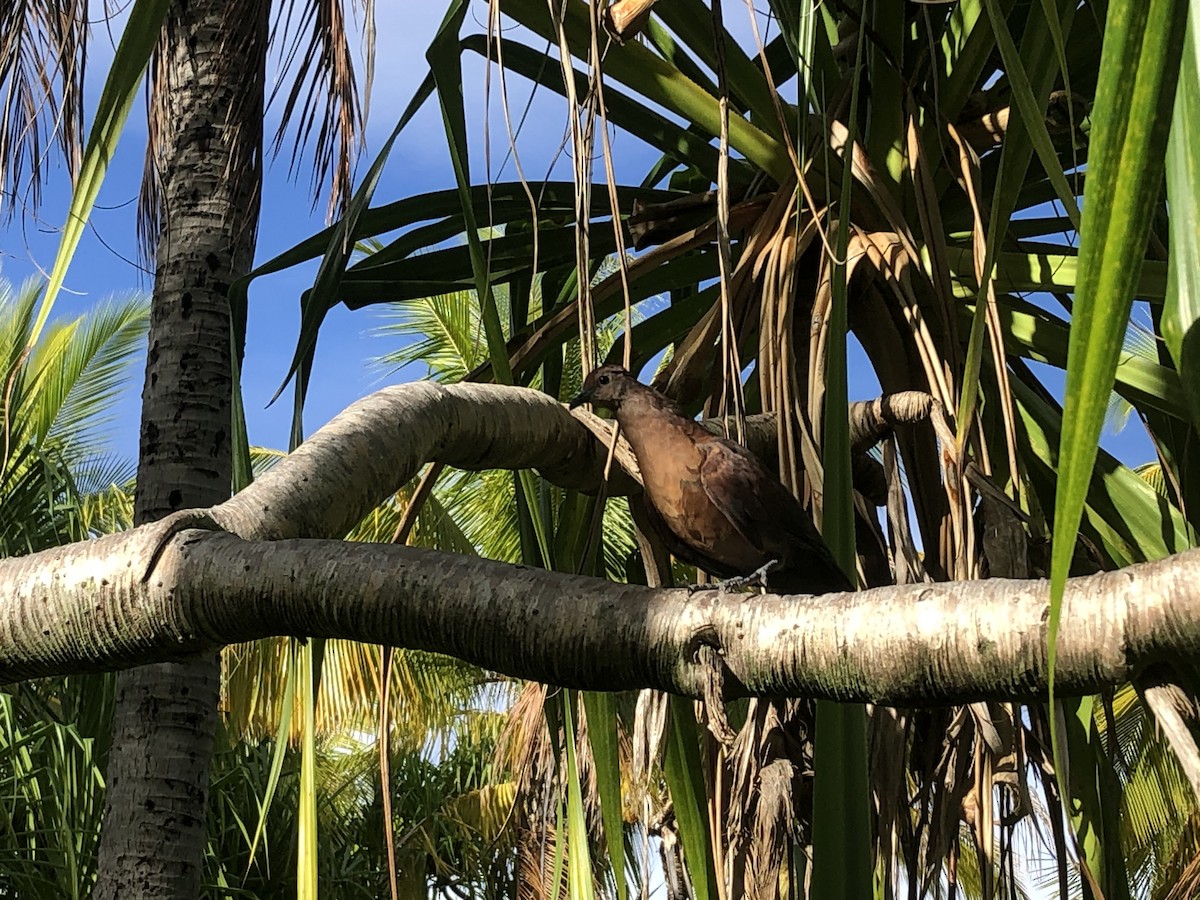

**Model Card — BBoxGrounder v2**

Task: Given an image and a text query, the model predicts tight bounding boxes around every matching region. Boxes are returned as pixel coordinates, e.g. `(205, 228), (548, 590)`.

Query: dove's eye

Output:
(598, 374), (610, 385)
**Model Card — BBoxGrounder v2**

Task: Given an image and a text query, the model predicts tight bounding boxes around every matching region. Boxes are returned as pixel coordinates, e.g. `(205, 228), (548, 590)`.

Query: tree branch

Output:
(211, 381), (917, 543)
(3, 379), (1173, 707)
(213, 381), (640, 542)
(1, 522), (1196, 705)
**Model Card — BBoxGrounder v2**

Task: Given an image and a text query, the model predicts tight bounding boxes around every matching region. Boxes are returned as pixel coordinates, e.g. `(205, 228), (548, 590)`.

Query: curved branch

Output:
(216, 381), (638, 541)
(1, 522), (1197, 706)
(213, 381), (911, 544)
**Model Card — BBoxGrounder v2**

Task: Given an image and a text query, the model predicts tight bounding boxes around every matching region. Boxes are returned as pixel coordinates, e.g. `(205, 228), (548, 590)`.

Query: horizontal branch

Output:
(1, 521), (1195, 705)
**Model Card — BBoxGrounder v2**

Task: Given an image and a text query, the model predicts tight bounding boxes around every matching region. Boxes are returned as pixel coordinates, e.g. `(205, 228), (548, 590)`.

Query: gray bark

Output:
(0, 522), (1196, 706)
(212, 380), (914, 542)
(0, 381), (1194, 707)
(94, 0), (266, 895)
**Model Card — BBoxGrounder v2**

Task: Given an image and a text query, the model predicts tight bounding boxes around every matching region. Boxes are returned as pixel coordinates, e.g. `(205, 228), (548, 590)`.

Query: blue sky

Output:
(0, 2), (1156, 471)
(0, 1), (670, 460)
(1, 4), (454, 452)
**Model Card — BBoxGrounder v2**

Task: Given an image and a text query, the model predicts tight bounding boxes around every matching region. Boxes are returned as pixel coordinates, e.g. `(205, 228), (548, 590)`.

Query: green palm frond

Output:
(251, 445), (288, 478)
(0, 686), (108, 897)
(1133, 462), (1170, 498)
(1092, 683), (1200, 897)
(349, 487), (477, 557)
(71, 453), (136, 497)
(599, 496), (637, 583)
(2, 285), (148, 453)
(0, 278), (41, 437)
(436, 467), (522, 563)
(0, 441), (79, 556)
(77, 477), (136, 537)
(0, 273), (143, 891)
(0, 276), (146, 555)
(221, 637), (502, 749)
(1105, 391), (1136, 435)
(0, 276), (39, 367)
(27, 293), (149, 451)
(374, 288), (511, 382)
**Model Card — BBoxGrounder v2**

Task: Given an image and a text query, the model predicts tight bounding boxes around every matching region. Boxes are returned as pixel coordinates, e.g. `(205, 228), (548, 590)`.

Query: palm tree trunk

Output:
(93, 0), (265, 893)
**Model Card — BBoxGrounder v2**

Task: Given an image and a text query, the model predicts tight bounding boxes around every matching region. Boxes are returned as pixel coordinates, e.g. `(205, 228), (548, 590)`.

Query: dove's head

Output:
(568, 364), (643, 412)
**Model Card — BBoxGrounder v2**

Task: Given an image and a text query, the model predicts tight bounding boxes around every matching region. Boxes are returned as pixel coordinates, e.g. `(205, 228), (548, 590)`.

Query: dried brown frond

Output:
(631, 688), (668, 797)
(850, 282), (950, 581)
(601, 0), (656, 44)
(655, 180), (803, 407)
(1139, 668), (1200, 802)
(758, 198), (821, 496)
(947, 121), (1023, 504)
(487, 0), (542, 341)
(0, 0), (87, 218)
(850, 230), (954, 408)
(269, 0), (364, 221)
(905, 108), (960, 373)
(838, 230), (977, 583)
(587, 0), (634, 373)
(882, 440), (926, 585)
(806, 222), (869, 476)
(828, 119), (920, 263)
(869, 705), (909, 889)
(494, 681), (550, 786)
(138, 37), (165, 263)
(725, 699), (814, 900)
(1163, 840), (1200, 900)
(482, 194), (775, 389)
(515, 823), (561, 900)
(654, 816), (690, 900)
(979, 491), (1031, 579)
(744, 758), (795, 900)
(498, 683), (624, 897)
(499, 684), (562, 900)
(544, 0), (599, 376)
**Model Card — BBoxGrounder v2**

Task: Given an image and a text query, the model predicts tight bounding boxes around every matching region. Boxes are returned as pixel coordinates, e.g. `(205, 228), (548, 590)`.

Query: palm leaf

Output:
(25, 294), (149, 451)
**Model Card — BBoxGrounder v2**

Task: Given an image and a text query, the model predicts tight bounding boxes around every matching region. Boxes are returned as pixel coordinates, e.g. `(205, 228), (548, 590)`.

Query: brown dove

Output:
(570, 364), (852, 594)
